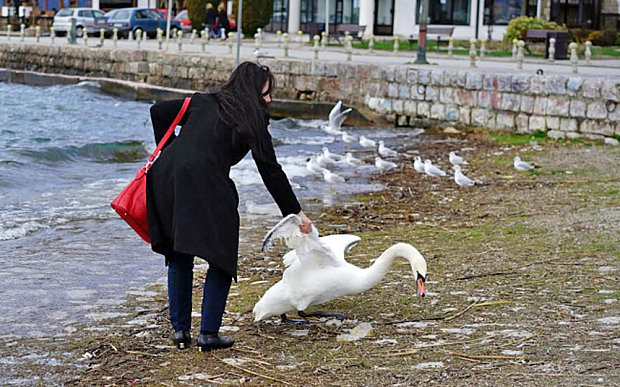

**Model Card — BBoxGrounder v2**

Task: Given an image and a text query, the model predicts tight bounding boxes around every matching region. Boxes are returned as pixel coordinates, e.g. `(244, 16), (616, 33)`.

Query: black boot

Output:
(172, 330), (191, 349)
(197, 332), (234, 352)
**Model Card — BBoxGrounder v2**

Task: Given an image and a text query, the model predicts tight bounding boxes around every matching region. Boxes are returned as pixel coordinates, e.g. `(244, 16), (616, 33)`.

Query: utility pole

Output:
(415, 0), (429, 64)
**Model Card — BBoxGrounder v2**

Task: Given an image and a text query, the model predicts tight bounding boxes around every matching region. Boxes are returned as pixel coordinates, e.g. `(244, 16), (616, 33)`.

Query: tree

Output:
(186, 0), (208, 31)
(232, 0), (273, 37)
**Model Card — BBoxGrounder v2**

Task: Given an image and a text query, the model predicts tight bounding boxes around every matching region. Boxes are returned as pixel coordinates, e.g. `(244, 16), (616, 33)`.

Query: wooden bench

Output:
(525, 29), (568, 59)
(427, 26), (454, 52)
(335, 24), (366, 44)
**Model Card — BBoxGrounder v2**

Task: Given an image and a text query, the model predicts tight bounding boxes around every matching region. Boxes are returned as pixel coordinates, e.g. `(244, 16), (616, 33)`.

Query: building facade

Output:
(268, 0), (619, 40)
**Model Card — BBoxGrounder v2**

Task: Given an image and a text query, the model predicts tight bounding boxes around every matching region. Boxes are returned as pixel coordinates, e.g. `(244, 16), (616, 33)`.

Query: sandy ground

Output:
(2, 128), (619, 386)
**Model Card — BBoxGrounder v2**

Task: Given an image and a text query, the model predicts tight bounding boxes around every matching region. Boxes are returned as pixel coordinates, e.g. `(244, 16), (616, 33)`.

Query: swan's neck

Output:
(359, 243), (426, 292)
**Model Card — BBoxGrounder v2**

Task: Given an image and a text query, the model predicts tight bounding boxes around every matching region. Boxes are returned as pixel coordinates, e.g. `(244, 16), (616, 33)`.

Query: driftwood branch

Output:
(451, 351), (525, 361)
(213, 355), (290, 385)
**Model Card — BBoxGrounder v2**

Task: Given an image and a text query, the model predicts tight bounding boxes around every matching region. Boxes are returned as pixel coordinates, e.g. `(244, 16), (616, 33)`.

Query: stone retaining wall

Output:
(1, 43), (618, 139)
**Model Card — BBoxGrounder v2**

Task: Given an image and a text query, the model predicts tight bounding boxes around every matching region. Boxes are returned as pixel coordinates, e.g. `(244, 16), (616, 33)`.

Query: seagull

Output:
(341, 131), (358, 144)
(375, 156), (397, 173)
(322, 100), (352, 135)
(344, 152), (361, 166)
(423, 159), (447, 177)
(453, 165), (476, 187)
(322, 147), (344, 164)
(322, 169), (346, 184)
(378, 141), (399, 157)
(513, 156), (536, 172)
(306, 156), (327, 175)
(252, 49), (274, 58)
(449, 151), (468, 166)
(413, 156), (426, 173)
(316, 152), (331, 167)
(359, 135), (376, 148)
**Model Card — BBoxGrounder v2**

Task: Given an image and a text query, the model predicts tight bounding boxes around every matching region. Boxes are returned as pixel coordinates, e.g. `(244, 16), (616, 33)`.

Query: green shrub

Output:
(187, 0), (208, 31)
(503, 16), (564, 43)
(232, 0), (272, 37)
(590, 29), (617, 46)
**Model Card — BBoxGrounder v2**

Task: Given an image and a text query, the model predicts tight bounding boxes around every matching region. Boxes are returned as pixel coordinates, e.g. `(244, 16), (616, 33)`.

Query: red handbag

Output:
(111, 97), (191, 243)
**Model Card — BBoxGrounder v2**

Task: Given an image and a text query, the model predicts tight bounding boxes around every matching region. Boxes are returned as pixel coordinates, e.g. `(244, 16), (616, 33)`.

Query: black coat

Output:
(205, 8), (216, 26)
(217, 10), (230, 31)
(146, 94), (301, 280)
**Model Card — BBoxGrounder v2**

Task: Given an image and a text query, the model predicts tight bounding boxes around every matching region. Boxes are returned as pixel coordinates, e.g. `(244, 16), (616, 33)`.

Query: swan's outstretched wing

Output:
(318, 234), (361, 263)
(262, 214), (303, 252)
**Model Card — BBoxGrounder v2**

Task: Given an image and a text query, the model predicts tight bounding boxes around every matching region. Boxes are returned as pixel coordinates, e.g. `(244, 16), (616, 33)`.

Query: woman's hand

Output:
(297, 211), (313, 234)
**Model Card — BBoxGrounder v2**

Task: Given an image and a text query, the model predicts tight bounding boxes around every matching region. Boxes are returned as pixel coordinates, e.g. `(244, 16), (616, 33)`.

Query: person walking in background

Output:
(216, 3), (230, 38)
(204, 3), (217, 39)
(146, 62), (313, 352)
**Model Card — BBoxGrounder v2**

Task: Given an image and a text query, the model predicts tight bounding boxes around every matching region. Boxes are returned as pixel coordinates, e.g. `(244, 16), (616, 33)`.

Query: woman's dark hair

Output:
(213, 62), (275, 155)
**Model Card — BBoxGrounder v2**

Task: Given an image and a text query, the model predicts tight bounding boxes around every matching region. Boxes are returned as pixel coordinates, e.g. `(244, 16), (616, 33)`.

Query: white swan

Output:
(254, 215), (428, 322)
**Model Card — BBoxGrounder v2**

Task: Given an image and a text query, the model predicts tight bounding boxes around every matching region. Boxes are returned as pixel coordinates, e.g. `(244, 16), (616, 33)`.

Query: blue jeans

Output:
(167, 251), (232, 333)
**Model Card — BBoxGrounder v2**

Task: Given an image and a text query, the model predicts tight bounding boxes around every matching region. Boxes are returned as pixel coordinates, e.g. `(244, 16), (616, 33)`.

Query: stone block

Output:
(559, 117), (578, 133)
(609, 105), (620, 122)
(567, 77), (583, 97)
(397, 115), (409, 126)
(547, 130), (566, 139)
(465, 72), (483, 90)
(511, 75), (530, 92)
(546, 75), (567, 94)
(529, 116), (546, 131)
(566, 131), (582, 139)
(459, 106), (471, 125)
(399, 85), (410, 99)
(404, 100), (417, 116)
(520, 95), (535, 114)
(325, 64), (339, 77)
(579, 119), (614, 136)
(445, 105), (459, 121)
(530, 75), (546, 95)
(495, 111), (515, 130)
(533, 96), (547, 115)
(385, 114), (397, 123)
(443, 71), (458, 87)
(394, 66), (407, 83)
(546, 116), (560, 130)
(294, 75), (318, 90)
(366, 82), (384, 96)
(477, 91), (491, 108)
(425, 86), (439, 101)
(456, 90), (477, 106)
(417, 102), (430, 118)
(501, 93), (521, 112)
(546, 97), (569, 116)
(496, 74), (512, 92)
(430, 104), (446, 120)
(337, 63), (351, 78)
(456, 71), (467, 88)
(393, 99), (404, 114)
(483, 73), (495, 90)
(188, 66), (204, 79)
(515, 113), (530, 133)
(586, 101), (608, 119)
(430, 70), (443, 86)
(387, 83), (399, 98)
(601, 80), (620, 102)
(411, 84), (425, 100)
(440, 87), (454, 104)
(418, 69), (431, 85)
(570, 100), (586, 118)
(406, 67), (418, 83)
(582, 78), (602, 99)
(491, 91), (502, 110)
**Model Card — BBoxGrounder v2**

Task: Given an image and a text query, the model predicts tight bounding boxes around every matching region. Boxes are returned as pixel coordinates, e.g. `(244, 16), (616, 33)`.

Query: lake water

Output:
(0, 81), (427, 383)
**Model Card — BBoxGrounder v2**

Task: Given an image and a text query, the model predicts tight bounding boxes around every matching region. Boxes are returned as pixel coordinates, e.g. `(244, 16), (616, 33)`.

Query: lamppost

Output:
(415, 0), (429, 64)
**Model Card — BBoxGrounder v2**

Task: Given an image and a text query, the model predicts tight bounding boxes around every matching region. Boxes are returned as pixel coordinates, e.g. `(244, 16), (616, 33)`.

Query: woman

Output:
(147, 62), (313, 352)
(216, 3), (230, 38)
(204, 3), (217, 39)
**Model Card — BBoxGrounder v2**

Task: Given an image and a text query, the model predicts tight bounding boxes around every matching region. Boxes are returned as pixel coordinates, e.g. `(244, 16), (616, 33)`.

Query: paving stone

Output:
(501, 93), (521, 112)
(511, 75), (530, 92)
(387, 83), (399, 98)
(582, 78), (602, 99)
(586, 101), (608, 119)
(547, 130), (566, 139)
(425, 86), (439, 101)
(529, 116), (546, 131)
(520, 95), (535, 114)
(495, 111), (515, 130)
(406, 67), (418, 83)
(418, 69), (431, 85)
(477, 91), (491, 108)
(546, 97), (569, 116)
(430, 70), (444, 86)
(570, 100), (586, 118)
(601, 80), (620, 102)
(580, 119), (614, 136)
(472, 108), (490, 126)
(546, 116), (560, 130)
(465, 72), (483, 90)
(567, 77), (583, 97)
(559, 117), (578, 132)
(530, 75), (546, 95)
(546, 75), (567, 94)
(440, 87), (454, 104)
(496, 74), (512, 92)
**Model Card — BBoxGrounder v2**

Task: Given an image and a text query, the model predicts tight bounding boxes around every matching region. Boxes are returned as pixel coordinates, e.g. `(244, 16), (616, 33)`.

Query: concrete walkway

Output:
(4, 34), (620, 78)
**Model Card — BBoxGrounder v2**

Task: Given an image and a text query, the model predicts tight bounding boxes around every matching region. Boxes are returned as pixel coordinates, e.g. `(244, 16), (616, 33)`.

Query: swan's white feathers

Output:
(261, 214), (303, 252)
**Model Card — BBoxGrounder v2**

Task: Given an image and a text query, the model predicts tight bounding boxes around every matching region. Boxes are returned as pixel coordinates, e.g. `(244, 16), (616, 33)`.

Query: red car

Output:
(173, 10), (191, 30)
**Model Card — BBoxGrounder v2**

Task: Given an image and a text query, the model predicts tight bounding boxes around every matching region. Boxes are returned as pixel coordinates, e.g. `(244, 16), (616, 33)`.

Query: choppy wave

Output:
(13, 141), (148, 164)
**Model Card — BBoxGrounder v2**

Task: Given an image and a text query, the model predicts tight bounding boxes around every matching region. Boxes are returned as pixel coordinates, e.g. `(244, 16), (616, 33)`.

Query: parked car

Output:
(52, 7), (108, 37)
(105, 7), (181, 39)
(173, 10), (191, 31)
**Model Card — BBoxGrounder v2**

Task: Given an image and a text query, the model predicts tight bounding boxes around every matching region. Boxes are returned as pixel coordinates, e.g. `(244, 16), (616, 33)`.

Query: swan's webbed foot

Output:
(298, 310), (347, 321)
(280, 313), (309, 324)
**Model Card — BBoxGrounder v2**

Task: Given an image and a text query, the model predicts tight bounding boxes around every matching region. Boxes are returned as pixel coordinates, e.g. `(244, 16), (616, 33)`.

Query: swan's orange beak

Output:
(417, 278), (426, 297)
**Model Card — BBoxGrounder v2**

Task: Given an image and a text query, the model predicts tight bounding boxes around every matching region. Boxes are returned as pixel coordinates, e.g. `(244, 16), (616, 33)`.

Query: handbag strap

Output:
(145, 97), (191, 169)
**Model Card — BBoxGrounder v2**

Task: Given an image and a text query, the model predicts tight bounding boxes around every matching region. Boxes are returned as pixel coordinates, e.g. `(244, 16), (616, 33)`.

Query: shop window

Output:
(417, 0), (471, 25)
(484, 0), (523, 25)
